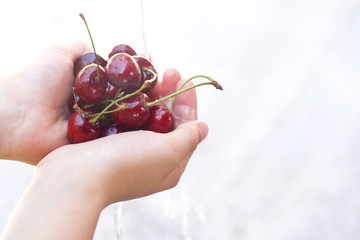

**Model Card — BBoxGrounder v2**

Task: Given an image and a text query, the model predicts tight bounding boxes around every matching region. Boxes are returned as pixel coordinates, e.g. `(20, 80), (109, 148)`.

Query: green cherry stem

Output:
(113, 88), (123, 100)
(166, 75), (222, 110)
(147, 77), (222, 108)
(79, 13), (101, 82)
(88, 86), (145, 125)
(105, 84), (111, 101)
(73, 105), (97, 118)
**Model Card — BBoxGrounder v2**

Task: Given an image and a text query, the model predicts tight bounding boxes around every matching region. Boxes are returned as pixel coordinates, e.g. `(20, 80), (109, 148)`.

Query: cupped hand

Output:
(0, 42), (90, 165)
(35, 68), (208, 205)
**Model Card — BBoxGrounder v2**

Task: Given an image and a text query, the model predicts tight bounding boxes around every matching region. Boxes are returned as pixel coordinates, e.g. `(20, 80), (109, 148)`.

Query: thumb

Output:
(167, 121), (209, 155)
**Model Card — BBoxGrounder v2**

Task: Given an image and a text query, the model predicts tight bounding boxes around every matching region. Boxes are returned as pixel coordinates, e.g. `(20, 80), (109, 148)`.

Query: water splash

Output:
(162, 183), (208, 240)
(113, 202), (123, 240)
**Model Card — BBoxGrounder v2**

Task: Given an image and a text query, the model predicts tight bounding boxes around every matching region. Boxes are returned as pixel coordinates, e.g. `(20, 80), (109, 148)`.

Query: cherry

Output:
(67, 109), (101, 143)
(111, 92), (149, 129)
(133, 56), (158, 94)
(75, 64), (107, 104)
(105, 53), (142, 93)
(143, 105), (175, 133)
(101, 123), (126, 137)
(108, 44), (137, 59)
(74, 53), (107, 77)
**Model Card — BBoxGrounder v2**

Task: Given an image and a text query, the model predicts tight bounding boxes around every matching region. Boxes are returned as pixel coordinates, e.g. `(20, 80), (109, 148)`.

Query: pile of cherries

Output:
(67, 14), (222, 144)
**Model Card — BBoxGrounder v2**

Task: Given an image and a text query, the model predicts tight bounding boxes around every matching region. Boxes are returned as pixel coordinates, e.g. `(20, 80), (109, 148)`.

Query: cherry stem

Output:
(105, 84), (111, 101)
(88, 89), (143, 125)
(113, 88), (123, 100)
(79, 13), (101, 82)
(147, 81), (215, 108)
(74, 107), (96, 118)
(166, 75), (222, 110)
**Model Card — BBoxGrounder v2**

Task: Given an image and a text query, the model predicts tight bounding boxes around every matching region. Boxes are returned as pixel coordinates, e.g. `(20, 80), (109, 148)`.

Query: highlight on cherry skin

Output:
(67, 13), (223, 144)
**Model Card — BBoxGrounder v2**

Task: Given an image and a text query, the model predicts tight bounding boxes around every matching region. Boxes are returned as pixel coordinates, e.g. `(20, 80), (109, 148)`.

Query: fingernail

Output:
(197, 122), (209, 142)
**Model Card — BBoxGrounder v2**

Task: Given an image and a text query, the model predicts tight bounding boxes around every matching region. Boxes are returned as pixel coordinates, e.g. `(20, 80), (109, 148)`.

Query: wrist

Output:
(34, 155), (108, 210)
(1, 155), (108, 240)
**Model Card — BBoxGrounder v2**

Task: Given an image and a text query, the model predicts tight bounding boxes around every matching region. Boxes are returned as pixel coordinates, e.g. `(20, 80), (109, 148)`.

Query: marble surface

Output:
(1, 0), (360, 239)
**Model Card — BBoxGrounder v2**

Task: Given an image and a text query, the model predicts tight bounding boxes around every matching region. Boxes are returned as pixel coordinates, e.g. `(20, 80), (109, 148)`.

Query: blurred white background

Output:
(1, 0), (360, 239)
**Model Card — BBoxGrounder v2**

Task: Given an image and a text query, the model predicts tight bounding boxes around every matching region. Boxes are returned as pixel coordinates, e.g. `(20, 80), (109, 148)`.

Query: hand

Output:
(36, 68), (208, 204)
(0, 42), (90, 164)
(0, 68), (208, 240)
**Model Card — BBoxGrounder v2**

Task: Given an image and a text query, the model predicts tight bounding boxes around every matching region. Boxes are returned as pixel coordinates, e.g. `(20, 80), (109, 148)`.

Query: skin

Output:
(0, 42), (208, 240)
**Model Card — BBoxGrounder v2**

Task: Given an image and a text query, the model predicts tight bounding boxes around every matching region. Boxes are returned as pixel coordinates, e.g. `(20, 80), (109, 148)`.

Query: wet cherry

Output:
(108, 44), (137, 59)
(105, 53), (142, 93)
(75, 64), (107, 104)
(67, 109), (101, 143)
(111, 92), (149, 129)
(143, 105), (175, 133)
(133, 56), (158, 94)
(74, 52), (107, 77)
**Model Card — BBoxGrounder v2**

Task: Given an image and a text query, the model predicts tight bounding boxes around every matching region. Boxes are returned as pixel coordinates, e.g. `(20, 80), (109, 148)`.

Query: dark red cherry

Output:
(101, 123), (126, 137)
(143, 105), (175, 133)
(108, 44), (137, 59)
(111, 92), (149, 129)
(105, 53), (142, 93)
(133, 56), (158, 94)
(75, 64), (107, 104)
(67, 109), (100, 143)
(74, 52), (107, 77)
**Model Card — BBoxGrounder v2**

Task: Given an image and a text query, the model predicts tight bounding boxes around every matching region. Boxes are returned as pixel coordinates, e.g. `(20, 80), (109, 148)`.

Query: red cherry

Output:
(143, 105), (175, 133)
(108, 44), (137, 59)
(67, 109), (101, 143)
(75, 64), (107, 104)
(111, 92), (149, 129)
(101, 123), (126, 137)
(133, 56), (158, 94)
(105, 53), (142, 93)
(74, 52), (107, 77)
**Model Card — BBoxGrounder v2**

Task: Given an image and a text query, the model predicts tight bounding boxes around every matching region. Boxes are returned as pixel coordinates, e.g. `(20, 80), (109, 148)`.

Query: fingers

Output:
(109, 120), (207, 201)
(161, 69), (197, 123)
(160, 68), (182, 97)
(166, 120), (208, 156)
(148, 68), (181, 101)
(149, 68), (197, 123)
(172, 79), (198, 124)
(159, 120), (209, 189)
